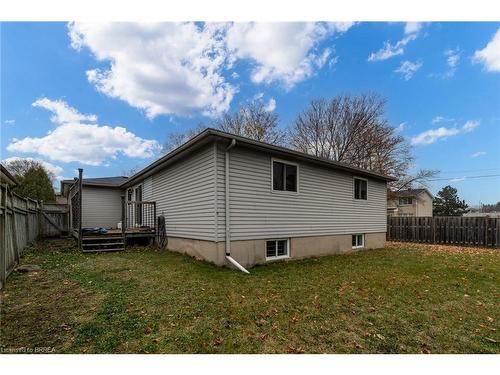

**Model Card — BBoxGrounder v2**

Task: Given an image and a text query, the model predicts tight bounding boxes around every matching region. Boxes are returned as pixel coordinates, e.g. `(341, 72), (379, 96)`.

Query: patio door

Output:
(135, 185), (143, 226)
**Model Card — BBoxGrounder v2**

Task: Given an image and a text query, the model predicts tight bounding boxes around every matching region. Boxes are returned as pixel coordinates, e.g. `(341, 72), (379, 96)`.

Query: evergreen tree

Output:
(433, 185), (469, 216)
(5, 159), (56, 202)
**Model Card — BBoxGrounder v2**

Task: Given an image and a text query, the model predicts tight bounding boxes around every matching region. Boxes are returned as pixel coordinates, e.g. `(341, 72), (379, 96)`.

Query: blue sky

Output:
(1, 22), (499, 205)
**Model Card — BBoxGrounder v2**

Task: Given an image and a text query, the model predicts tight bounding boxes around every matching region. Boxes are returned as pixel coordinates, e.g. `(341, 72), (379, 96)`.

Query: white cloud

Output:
(394, 60), (422, 80)
(395, 122), (406, 132)
(68, 22), (236, 118)
(368, 34), (417, 61)
(7, 98), (160, 166)
(473, 27), (500, 72)
(450, 176), (466, 183)
(2, 156), (64, 181)
(3, 119), (15, 125)
(411, 127), (460, 145)
(430, 48), (461, 79)
(33, 97), (97, 124)
(432, 116), (454, 124)
(252, 92), (276, 112)
(226, 22), (352, 88)
(264, 98), (276, 112)
(253, 92), (264, 100)
(445, 48), (461, 69)
(404, 22), (423, 35)
(411, 120), (480, 145)
(471, 151), (486, 158)
(463, 120), (479, 132)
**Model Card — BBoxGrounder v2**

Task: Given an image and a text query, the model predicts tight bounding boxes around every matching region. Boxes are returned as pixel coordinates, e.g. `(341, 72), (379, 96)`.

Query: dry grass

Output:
(1, 239), (499, 353)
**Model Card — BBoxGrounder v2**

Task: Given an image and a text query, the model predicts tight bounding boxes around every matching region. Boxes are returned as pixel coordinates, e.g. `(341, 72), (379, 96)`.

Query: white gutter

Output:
(224, 139), (249, 274)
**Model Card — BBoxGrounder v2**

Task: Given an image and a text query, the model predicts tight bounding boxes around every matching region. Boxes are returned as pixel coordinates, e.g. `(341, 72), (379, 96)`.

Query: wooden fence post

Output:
(39, 200), (44, 239)
(8, 187), (20, 263)
(0, 184), (6, 290)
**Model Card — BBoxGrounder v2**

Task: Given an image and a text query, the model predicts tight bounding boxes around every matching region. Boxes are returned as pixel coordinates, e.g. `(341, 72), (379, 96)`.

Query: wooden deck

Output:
(74, 227), (155, 239)
(73, 227), (155, 252)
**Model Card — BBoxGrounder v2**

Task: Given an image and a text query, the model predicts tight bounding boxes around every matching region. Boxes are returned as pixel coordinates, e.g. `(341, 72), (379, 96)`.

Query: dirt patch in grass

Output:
(1, 240), (499, 353)
(1, 254), (103, 352)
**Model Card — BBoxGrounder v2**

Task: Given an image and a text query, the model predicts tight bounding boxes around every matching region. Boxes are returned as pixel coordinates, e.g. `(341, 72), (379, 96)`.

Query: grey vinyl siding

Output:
(150, 144), (216, 241)
(219, 145), (387, 241)
(143, 177), (153, 201)
(82, 186), (123, 228)
(216, 143), (226, 241)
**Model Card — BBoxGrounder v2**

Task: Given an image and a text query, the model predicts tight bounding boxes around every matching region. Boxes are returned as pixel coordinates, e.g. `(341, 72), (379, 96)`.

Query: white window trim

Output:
(265, 238), (290, 261)
(133, 183), (143, 201)
(399, 197), (414, 205)
(352, 234), (365, 249)
(271, 158), (299, 194)
(353, 176), (368, 201)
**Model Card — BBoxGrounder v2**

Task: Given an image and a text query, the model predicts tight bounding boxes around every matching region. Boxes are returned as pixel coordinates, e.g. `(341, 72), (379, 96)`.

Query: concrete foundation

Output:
(167, 232), (386, 269)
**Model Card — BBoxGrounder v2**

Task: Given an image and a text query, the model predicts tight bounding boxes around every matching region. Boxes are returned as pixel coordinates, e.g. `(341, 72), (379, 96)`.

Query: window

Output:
(272, 160), (297, 192)
(352, 234), (364, 249)
(266, 239), (289, 259)
(127, 189), (133, 201)
(354, 178), (367, 200)
(399, 197), (413, 205)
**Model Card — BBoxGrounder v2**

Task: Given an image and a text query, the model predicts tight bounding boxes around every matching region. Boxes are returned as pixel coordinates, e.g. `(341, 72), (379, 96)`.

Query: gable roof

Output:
(123, 128), (397, 188)
(393, 188), (433, 199)
(62, 176), (128, 189)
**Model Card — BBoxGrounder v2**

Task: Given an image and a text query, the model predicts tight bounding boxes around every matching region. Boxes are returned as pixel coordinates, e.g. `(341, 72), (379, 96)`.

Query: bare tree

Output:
(288, 93), (436, 188)
(163, 101), (285, 153)
(163, 124), (207, 153)
(214, 101), (285, 145)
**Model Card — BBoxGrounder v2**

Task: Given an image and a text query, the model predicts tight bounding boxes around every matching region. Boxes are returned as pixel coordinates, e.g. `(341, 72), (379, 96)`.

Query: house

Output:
(62, 176), (129, 228)
(387, 188), (433, 217)
(68, 128), (395, 270)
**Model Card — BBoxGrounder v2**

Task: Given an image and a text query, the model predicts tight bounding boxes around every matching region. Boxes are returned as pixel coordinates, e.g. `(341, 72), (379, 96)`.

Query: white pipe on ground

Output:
(226, 255), (250, 274)
(224, 139), (249, 274)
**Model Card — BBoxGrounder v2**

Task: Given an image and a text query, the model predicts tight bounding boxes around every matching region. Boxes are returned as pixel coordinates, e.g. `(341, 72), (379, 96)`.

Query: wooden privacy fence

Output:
(387, 216), (500, 247)
(0, 184), (69, 289)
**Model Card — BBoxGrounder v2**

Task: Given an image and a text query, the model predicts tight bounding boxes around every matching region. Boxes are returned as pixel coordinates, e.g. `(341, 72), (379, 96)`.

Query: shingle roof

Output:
(62, 176), (128, 188)
(123, 128), (397, 187)
(393, 188), (433, 198)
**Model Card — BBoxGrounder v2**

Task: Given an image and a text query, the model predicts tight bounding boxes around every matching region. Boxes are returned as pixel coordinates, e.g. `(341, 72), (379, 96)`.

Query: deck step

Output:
(82, 236), (124, 241)
(82, 247), (125, 253)
(82, 242), (124, 247)
(81, 234), (125, 252)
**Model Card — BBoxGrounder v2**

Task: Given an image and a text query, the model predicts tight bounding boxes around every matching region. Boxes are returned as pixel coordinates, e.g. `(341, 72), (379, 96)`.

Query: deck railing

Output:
(123, 200), (156, 233)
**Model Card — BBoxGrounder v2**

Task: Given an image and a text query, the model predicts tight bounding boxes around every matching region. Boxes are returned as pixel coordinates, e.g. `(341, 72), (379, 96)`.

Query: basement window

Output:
(272, 159), (298, 192)
(266, 239), (290, 260)
(354, 178), (367, 200)
(352, 234), (364, 249)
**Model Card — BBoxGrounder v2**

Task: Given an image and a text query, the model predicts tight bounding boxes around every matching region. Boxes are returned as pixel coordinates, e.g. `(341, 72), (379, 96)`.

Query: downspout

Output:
(224, 139), (250, 274)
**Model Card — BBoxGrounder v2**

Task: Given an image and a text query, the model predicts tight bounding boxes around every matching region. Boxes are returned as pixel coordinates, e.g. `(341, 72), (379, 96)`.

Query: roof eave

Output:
(121, 128), (397, 186)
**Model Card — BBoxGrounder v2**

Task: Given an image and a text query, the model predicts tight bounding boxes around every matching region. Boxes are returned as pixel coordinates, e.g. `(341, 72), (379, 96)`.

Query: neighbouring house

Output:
(387, 188), (433, 217)
(0, 164), (18, 187)
(67, 128), (395, 270)
(462, 212), (500, 218)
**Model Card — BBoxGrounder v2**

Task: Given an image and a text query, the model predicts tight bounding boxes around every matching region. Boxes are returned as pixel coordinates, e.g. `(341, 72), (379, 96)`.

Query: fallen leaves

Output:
(386, 241), (498, 255)
(255, 318), (268, 327)
(286, 345), (305, 354)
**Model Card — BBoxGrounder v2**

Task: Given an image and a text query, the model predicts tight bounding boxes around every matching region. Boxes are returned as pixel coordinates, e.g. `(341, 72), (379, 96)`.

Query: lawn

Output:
(0, 239), (498, 354)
